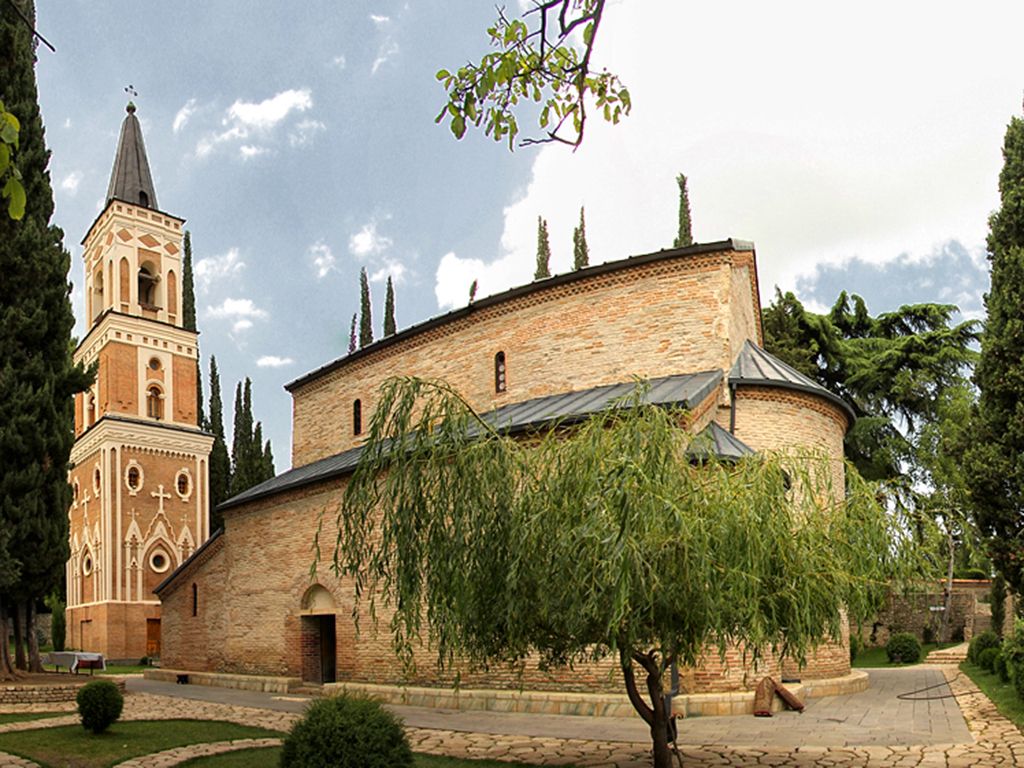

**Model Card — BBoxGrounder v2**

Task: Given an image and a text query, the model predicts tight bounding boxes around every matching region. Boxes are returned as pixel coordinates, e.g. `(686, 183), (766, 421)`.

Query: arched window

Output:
(87, 393), (97, 426)
(138, 262), (159, 308)
(495, 351), (507, 393)
(353, 399), (362, 436)
(147, 385), (163, 420)
(139, 190), (149, 208)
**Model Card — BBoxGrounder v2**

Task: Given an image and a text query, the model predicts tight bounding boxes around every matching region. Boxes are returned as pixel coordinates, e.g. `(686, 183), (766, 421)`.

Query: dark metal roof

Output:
(285, 239), (756, 393)
(106, 103), (159, 210)
(729, 340), (855, 422)
(687, 421), (754, 461)
(222, 370), (725, 511)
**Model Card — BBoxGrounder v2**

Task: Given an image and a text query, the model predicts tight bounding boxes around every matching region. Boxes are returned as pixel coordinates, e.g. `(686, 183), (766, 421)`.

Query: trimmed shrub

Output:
(979, 646), (1000, 672)
(886, 632), (922, 664)
(76, 680), (123, 734)
(968, 630), (1000, 665)
(995, 650), (1010, 682)
(849, 634), (861, 664)
(922, 625), (935, 645)
(280, 693), (413, 768)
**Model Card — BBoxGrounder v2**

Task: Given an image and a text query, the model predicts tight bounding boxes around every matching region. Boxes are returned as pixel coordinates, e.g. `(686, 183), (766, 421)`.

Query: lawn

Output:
(960, 661), (1024, 730)
(852, 642), (958, 668)
(180, 747), (555, 767)
(0, 712), (65, 725)
(0, 719), (284, 768)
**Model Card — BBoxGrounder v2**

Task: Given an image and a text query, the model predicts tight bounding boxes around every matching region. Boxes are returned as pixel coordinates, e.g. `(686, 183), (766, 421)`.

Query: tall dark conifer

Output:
(534, 216), (551, 279)
(182, 230), (203, 426)
(967, 114), (1024, 592)
(206, 356), (231, 531)
(674, 173), (693, 248)
(0, 0), (91, 677)
(572, 206), (589, 270)
(359, 268), (373, 348)
(230, 382), (245, 494)
(348, 313), (357, 354)
(384, 276), (396, 337)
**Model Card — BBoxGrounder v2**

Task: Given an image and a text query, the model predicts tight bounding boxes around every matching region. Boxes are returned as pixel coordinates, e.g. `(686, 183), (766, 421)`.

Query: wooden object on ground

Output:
(752, 676), (805, 717)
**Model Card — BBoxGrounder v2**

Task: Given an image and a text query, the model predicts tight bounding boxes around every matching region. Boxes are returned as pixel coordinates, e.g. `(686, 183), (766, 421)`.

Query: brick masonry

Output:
(159, 243), (854, 696)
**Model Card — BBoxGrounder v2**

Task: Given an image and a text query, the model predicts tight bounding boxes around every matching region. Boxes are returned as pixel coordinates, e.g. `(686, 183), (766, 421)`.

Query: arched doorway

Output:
(299, 585), (337, 684)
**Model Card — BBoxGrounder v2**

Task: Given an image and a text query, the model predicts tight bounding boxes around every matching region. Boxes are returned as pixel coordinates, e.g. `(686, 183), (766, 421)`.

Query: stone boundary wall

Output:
(0, 679), (125, 704)
(858, 591), (975, 646)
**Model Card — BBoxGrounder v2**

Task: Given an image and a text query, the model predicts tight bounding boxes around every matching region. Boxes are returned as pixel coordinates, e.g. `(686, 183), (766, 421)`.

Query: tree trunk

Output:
(27, 601), (43, 673)
(0, 599), (18, 681)
(621, 650), (674, 768)
(12, 601), (26, 671)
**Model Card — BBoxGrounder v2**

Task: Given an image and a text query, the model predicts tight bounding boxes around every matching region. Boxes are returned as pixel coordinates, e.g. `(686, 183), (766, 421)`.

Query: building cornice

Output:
(75, 310), (200, 363)
(71, 415), (214, 465)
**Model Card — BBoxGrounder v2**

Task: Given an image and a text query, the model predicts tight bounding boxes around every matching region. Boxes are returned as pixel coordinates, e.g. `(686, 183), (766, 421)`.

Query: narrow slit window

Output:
(353, 399), (362, 435)
(495, 351), (507, 393)
(192, 583), (198, 617)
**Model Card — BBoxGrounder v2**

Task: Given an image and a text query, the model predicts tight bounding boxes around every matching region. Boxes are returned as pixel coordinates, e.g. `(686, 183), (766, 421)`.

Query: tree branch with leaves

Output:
(436, 0), (630, 150)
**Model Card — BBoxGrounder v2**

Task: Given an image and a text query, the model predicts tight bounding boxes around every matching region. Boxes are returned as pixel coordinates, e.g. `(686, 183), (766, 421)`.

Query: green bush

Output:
(280, 693), (412, 768)
(1001, 620), (1024, 699)
(968, 630), (1000, 664)
(76, 680), (123, 734)
(995, 650), (1010, 682)
(886, 632), (922, 664)
(849, 634), (861, 664)
(979, 646), (1000, 672)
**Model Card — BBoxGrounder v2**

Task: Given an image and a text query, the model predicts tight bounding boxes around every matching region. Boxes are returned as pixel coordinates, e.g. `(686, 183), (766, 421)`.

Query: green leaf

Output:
(0, 143), (9, 175)
(451, 114), (466, 140)
(435, 69), (451, 81)
(3, 176), (25, 220)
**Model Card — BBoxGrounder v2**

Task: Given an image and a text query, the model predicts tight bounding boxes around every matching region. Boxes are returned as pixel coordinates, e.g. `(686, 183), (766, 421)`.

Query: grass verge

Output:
(960, 661), (1024, 729)
(852, 642), (958, 668)
(0, 719), (284, 768)
(0, 712), (65, 725)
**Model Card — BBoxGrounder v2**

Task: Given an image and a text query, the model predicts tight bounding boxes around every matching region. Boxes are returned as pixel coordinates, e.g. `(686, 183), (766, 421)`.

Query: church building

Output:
(66, 104), (213, 662)
(153, 233), (860, 707)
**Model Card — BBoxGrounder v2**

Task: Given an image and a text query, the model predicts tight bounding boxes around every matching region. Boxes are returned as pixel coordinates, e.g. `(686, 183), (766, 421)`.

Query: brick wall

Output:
(859, 591), (976, 646)
(290, 249), (761, 467)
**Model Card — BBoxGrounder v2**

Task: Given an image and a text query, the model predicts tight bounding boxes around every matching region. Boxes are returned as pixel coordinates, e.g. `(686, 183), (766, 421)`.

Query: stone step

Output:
(925, 642), (969, 663)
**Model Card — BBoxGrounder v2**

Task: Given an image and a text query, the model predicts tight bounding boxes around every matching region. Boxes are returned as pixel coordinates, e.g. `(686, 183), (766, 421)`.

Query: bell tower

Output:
(66, 103), (214, 662)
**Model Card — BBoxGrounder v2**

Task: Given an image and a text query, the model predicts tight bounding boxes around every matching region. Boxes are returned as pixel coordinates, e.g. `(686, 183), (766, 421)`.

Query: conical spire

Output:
(106, 102), (158, 210)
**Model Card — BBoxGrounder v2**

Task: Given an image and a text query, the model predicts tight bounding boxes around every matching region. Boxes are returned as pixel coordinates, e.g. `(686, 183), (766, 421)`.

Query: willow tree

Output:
(329, 378), (911, 767)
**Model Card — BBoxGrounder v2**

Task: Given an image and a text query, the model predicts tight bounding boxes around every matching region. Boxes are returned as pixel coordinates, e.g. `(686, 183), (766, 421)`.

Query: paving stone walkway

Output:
(0, 664), (1021, 767)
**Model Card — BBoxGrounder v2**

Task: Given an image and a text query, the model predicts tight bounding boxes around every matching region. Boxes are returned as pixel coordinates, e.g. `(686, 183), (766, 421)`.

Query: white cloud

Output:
(195, 88), (313, 158)
(371, 40), (400, 75)
(369, 13), (390, 25)
(232, 319), (254, 333)
(331, 54), (347, 69)
(195, 248), (246, 293)
(288, 119), (325, 147)
(434, 0), (1024, 308)
(239, 144), (269, 159)
(63, 117), (71, 129)
(370, 260), (407, 284)
(308, 240), (337, 279)
(206, 297), (268, 322)
(256, 355), (295, 368)
(60, 171), (83, 194)
(349, 221), (392, 258)
(172, 98), (197, 133)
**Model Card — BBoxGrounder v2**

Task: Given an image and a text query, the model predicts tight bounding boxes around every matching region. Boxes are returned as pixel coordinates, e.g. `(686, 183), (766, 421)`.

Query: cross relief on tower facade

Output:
(66, 104), (213, 661)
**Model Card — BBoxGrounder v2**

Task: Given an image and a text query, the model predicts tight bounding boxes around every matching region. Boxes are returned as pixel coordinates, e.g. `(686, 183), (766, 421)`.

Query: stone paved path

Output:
(1, 664), (1021, 767)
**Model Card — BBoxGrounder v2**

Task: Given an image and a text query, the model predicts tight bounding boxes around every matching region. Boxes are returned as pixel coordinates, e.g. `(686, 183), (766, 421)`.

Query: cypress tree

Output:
(230, 381), (245, 494)
(674, 173), (693, 248)
(534, 216), (551, 279)
(359, 267), (373, 348)
(206, 356), (231, 530)
(572, 206), (589, 270)
(384, 275), (396, 337)
(967, 114), (1024, 593)
(348, 313), (357, 354)
(182, 230), (203, 426)
(0, 0), (91, 677)
(261, 434), (275, 482)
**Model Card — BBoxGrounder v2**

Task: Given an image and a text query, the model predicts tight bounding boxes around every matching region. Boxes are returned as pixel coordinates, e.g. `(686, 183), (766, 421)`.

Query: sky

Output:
(31, 0), (1024, 472)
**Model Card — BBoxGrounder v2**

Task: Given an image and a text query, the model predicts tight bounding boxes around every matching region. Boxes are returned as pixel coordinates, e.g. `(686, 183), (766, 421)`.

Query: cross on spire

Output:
(124, 84), (138, 98)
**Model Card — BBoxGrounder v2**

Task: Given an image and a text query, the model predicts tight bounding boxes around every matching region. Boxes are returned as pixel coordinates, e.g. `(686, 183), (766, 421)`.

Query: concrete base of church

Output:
(141, 669), (869, 718)
(66, 601), (161, 663)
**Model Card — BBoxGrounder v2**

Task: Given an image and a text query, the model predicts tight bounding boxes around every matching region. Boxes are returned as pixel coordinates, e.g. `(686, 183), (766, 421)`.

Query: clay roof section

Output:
(223, 370), (725, 512)
(106, 102), (159, 210)
(729, 340), (855, 423)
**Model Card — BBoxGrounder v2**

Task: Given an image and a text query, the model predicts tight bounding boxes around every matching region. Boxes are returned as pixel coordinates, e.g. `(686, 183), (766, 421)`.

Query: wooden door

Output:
(319, 615), (336, 684)
(146, 618), (161, 657)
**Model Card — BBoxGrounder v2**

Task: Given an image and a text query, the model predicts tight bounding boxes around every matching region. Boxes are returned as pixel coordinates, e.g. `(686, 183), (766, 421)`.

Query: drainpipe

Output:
(729, 382), (737, 434)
